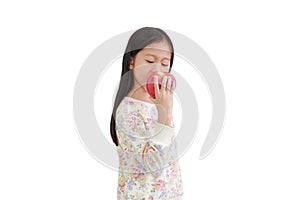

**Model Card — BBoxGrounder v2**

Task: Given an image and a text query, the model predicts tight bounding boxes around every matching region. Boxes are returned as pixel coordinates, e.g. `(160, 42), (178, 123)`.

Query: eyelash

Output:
(146, 60), (168, 67)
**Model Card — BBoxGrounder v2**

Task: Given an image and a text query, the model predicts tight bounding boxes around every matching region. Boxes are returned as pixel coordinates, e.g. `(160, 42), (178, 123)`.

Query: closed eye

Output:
(146, 60), (168, 67)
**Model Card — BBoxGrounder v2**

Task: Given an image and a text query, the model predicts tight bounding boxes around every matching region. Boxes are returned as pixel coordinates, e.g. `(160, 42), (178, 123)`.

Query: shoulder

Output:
(116, 97), (156, 126)
(118, 97), (155, 115)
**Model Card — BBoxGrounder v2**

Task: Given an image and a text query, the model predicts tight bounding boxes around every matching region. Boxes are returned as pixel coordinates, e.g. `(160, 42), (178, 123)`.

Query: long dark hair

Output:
(110, 27), (174, 146)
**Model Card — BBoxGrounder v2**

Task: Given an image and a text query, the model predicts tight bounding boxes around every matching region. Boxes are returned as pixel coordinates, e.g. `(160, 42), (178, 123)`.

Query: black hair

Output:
(110, 27), (174, 146)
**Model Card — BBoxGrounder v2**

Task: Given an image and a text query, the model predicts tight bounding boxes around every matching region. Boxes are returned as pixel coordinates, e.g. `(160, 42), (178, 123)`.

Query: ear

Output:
(129, 57), (134, 70)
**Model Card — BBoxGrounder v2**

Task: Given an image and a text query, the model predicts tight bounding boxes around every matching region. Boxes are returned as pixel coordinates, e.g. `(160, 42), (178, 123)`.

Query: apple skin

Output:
(146, 71), (176, 99)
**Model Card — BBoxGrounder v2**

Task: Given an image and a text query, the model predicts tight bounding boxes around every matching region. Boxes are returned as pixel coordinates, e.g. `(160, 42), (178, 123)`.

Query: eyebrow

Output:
(144, 54), (170, 61)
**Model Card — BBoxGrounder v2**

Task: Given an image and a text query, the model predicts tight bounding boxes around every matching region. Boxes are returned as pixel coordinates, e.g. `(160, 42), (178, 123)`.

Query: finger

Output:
(153, 75), (159, 98)
(167, 76), (172, 91)
(171, 77), (176, 92)
(161, 76), (168, 91)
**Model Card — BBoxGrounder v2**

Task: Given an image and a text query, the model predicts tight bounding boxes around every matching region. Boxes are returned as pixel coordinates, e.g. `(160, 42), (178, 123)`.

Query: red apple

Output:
(146, 71), (176, 99)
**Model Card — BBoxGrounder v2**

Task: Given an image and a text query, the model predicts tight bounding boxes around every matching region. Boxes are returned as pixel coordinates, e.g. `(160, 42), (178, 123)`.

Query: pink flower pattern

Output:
(115, 97), (184, 200)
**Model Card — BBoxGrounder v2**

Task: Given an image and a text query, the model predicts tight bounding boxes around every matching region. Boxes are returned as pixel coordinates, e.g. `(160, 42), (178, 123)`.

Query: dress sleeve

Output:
(116, 110), (177, 177)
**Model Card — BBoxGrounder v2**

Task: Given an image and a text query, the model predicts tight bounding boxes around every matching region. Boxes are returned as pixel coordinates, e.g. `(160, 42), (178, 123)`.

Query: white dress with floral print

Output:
(115, 96), (184, 200)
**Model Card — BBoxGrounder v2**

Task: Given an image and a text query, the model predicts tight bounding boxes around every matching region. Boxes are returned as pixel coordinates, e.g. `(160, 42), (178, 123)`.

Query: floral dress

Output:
(115, 96), (184, 200)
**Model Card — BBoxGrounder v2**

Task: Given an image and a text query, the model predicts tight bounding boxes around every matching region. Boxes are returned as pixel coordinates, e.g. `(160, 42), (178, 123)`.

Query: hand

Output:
(149, 74), (176, 126)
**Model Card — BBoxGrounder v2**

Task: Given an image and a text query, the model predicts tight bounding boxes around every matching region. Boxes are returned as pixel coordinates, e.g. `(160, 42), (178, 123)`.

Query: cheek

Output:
(162, 68), (170, 73)
(133, 67), (152, 85)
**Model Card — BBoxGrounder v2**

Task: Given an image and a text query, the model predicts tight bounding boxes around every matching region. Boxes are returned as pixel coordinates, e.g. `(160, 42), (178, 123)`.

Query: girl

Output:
(110, 27), (184, 200)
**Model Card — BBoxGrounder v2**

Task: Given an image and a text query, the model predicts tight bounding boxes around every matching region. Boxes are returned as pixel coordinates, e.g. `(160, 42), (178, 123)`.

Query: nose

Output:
(151, 63), (163, 73)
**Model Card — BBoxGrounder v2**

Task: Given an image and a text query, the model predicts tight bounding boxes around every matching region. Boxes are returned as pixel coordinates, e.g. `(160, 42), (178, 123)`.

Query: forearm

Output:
(157, 112), (173, 127)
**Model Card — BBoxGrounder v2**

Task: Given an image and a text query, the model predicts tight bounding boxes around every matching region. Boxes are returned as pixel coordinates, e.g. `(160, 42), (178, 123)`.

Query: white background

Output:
(1, 0), (299, 199)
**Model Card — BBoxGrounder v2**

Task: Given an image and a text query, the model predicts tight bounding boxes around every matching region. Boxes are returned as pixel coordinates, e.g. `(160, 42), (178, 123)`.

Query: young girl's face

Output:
(129, 40), (172, 91)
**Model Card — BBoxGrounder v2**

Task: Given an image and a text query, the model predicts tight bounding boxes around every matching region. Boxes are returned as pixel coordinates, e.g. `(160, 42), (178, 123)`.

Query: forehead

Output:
(140, 40), (172, 58)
